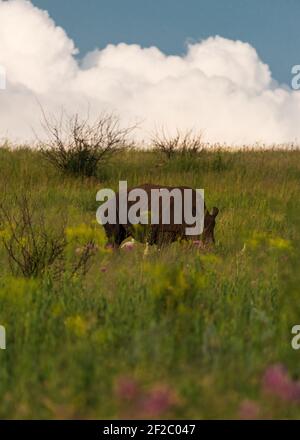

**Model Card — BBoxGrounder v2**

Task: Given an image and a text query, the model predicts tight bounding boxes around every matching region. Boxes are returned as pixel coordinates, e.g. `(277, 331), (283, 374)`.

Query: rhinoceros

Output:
(102, 183), (219, 248)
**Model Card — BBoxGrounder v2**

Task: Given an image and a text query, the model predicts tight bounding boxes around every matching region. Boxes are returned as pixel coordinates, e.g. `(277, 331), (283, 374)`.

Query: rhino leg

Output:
(103, 223), (128, 248)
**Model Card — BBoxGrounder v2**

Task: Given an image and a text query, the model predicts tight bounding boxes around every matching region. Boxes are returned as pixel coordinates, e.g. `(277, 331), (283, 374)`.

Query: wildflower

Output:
(268, 237), (291, 251)
(65, 315), (88, 337)
(238, 399), (260, 419)
(0, 277), (37, 308)
(115, 376), (139, 401)
(121, 240), (135, 251)
(100, 266), (107, 273)
(66, 223), (106, 246)
(0, 227), (11, 241)
(262, 364), (300, 401)
(199, 253), (221, 265)
(141, 385), (176, 417)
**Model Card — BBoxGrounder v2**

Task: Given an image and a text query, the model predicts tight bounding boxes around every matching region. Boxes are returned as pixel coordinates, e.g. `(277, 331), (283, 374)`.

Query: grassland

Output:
(0, 146), (299, 419)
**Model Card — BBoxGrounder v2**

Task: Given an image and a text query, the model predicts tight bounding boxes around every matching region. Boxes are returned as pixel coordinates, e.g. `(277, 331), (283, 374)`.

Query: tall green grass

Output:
(0, 146), (299, 419)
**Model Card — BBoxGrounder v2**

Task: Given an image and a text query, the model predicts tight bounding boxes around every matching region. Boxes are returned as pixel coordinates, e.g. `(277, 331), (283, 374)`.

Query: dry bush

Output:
(40, 112), (135, 177)
(0, 195), (98, 278)
(0, 195), (67, 277)
(152, 129), (205, 159)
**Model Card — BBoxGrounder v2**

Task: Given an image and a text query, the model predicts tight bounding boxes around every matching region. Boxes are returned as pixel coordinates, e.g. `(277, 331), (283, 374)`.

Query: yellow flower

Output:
(65, 315), (88, 337)
(0, 277), (37, 309)
(66, 223), (106, 246)
(0, 227), (11, 241)
(268, 237), (292, 251)
(199, 254), (222, 265)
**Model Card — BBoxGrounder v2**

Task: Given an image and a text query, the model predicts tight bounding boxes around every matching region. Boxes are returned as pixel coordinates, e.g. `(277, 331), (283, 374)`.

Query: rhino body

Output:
(103, 183), (219, 247)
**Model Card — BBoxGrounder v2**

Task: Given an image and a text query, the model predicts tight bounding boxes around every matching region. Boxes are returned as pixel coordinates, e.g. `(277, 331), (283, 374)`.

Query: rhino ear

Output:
(211, 207), (219, 218)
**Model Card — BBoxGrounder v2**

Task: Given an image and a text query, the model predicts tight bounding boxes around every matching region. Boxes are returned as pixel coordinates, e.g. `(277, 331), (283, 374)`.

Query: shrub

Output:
(152, 129), (205, 159)
(40, 112), (135, 177)
(0, 195), (67, 277)
(0, 196), (102, 278)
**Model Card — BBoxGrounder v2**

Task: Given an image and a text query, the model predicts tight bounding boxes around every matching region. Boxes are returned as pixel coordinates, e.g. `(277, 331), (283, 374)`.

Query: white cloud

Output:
(0, 0), (300, 145)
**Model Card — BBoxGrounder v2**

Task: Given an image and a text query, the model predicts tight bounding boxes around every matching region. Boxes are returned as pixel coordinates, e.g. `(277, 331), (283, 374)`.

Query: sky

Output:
(31, 0), (300, 85)
(1, 0), (300, 145)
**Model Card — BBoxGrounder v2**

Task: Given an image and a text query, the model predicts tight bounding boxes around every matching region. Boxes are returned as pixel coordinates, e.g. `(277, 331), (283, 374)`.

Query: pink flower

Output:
(262, 364), (300, 401)
(105, 243), (114, 250)
(115, 376), (139, 401)
(238, 399), (260, 419)
(121, 242), (135, 251)
(141, 385), (176, 417)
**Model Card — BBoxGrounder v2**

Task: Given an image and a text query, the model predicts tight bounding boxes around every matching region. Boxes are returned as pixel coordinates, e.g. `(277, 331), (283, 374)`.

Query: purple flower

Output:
(121, 242), (135, 251)
(141, 385), (176, 417)
(262, 364), (300, 402)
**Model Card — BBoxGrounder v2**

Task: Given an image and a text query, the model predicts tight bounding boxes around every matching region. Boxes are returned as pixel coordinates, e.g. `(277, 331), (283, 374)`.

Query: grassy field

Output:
(0, 145), (299, 419)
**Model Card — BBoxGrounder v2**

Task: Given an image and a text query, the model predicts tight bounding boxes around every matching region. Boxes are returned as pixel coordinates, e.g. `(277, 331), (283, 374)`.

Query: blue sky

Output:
(31, 0), (300, 85)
